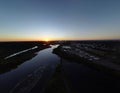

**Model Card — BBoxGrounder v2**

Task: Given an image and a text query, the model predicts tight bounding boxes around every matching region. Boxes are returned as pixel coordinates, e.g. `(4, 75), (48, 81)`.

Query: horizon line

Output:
(0, 39), (120, 42)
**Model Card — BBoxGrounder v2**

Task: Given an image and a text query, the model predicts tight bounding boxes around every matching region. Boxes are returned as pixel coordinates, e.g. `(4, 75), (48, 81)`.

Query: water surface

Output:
(0, 45), (120, 93)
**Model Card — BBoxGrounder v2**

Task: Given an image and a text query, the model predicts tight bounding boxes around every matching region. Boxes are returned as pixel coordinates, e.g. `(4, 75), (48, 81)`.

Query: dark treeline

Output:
(0, 41), (50, 74)
(0, 41), (49, 59)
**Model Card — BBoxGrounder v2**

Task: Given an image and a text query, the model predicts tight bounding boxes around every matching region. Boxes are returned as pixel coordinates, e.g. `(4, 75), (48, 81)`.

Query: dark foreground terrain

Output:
(0, 41), (49, 59)
(54, 40), (120, 75)
(0, 40), (120, 93)
(0, 41), (49, 74)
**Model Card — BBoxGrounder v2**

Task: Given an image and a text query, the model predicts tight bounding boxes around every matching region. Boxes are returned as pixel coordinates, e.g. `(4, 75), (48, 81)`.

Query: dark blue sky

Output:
(0, 0), (120, 41)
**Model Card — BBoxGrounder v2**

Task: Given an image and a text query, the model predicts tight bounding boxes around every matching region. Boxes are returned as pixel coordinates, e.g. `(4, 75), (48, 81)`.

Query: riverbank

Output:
(53, 41), (120, 76)
(0, 44), (59, 93)
(0, 41), (49, 59)
(0, 44), (120, 93)
(0, 41), (50, 74)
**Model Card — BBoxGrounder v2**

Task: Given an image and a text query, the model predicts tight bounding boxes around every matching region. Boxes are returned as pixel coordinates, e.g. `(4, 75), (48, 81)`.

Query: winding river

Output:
(0, 45), (120, 93)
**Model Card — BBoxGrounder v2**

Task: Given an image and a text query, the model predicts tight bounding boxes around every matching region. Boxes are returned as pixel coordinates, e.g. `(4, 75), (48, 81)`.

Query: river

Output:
(0, 45), (120, 93)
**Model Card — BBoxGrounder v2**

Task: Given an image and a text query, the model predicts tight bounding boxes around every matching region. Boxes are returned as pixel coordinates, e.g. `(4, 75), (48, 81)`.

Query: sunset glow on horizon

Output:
(0, 0), (120, 41)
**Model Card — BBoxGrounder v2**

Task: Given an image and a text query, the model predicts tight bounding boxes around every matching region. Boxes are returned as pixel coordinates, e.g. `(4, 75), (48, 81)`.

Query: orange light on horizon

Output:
(43, 38), (50, 42)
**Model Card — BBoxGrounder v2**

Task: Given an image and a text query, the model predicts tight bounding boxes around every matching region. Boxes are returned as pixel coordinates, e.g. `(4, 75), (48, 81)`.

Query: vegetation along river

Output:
(0, 45), (120, 93)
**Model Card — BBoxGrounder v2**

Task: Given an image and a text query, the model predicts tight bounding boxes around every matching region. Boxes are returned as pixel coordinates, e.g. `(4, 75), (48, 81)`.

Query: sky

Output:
(0, 0), (120, 41)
